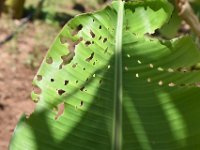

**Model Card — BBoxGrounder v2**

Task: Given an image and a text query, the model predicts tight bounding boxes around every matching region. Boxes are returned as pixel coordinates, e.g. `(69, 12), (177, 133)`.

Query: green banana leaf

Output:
(9, 0), (200, 150)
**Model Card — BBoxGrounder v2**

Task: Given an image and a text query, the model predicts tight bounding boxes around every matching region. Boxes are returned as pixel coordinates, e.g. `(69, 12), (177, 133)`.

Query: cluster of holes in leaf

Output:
(58, 21), (110, 70)
(39, 22), (112, 117)
(58, 24), (85, 69)
(69, 20), (107, 46)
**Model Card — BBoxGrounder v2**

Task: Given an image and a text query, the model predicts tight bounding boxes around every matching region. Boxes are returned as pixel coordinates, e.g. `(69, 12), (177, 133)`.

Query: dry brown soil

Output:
(0, 18), (59, 150)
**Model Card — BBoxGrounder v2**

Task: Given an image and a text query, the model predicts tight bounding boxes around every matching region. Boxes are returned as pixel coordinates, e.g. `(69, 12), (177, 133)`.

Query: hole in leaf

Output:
(55, 103), (65, 120)
(57, 89), (66, 96)
(33, 85), (41, 95)
(99, 25), (102, 29)
(85, 41), (91, 46)
(147, 78), (151, 82)
(59, 53), (74, 69)
(64, 80), (69, 85)
(103, 38), (107, 43)
(72, 63), (78, 68)
(99, 36), (102, 40)
(77, 24), (83, 31)
(93, 74), (96, 77)
(80, 86), (85, 91)
(60, 35), (68, 44)
(80, 101), (84, 107)
(46, 57), (53, 64)
(85, 52), (94, 62)
(51, 78), (54, 82)
(61, 54), (73, 63)
(76, 80), (79, 84)
(107, 65), (111, 69)
(37, 75), (42, 81)
(90, 30), (95, 38)
(67, 37), (83, 52)
(72, 24), (83, 36)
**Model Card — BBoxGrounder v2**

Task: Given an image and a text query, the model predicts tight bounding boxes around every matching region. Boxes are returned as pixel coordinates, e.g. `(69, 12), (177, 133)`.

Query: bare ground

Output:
(0, 17), (59, 150)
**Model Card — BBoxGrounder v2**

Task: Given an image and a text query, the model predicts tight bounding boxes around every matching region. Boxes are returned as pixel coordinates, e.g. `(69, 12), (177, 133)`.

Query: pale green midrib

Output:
(112, 1), (124, 150)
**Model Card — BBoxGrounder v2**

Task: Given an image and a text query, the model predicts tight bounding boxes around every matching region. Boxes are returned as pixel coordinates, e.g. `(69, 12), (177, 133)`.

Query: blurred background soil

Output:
(0, 0), (108, 149)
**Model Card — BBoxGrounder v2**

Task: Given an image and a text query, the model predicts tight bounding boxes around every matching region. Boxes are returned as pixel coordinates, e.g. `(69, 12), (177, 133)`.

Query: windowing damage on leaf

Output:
(132, 60), (200, 88)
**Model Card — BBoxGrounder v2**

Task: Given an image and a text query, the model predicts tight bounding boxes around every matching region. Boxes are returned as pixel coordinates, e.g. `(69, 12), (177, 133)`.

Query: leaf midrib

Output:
(112, 1), (124, 150)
